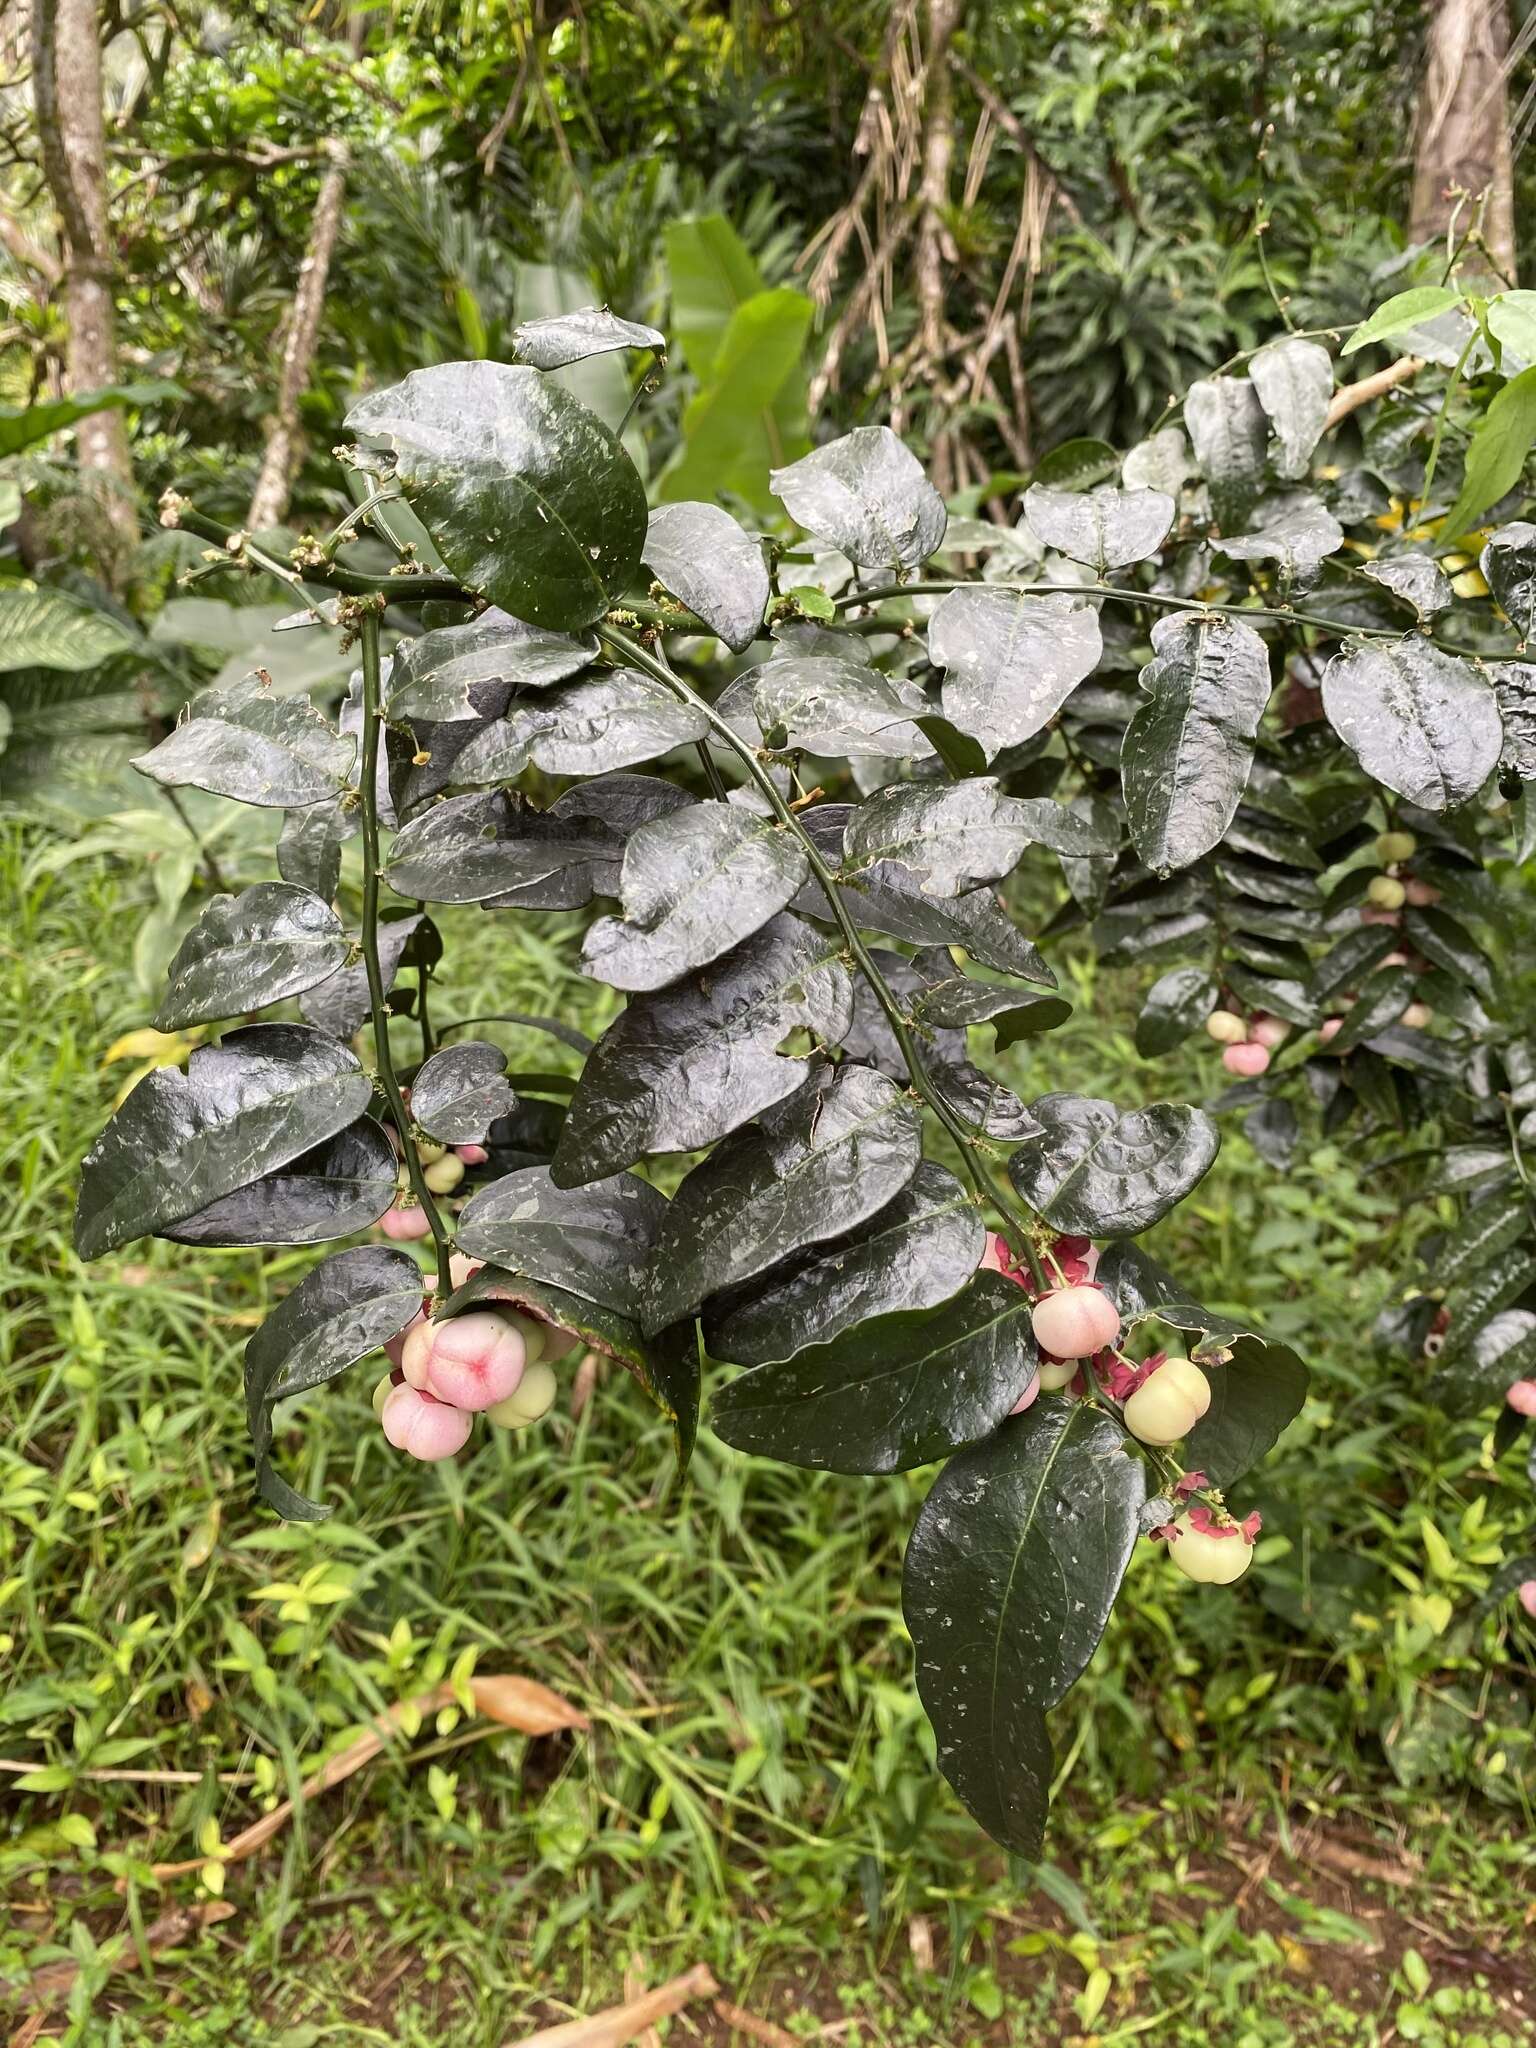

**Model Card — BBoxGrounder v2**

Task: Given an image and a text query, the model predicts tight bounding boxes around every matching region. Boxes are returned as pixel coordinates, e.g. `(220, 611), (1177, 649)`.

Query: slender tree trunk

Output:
(247, 150), (349, 532)
(1410, 0), (1518, 282)
(31, 0), (137, 548)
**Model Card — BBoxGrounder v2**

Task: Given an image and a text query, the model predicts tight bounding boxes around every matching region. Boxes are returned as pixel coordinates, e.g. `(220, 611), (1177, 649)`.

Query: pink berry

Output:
(1248, 1016), (1289, 1051)
(1317, 1017), (1343, 1044)
(1221, 1042), (1271, 1077)
(455, 1142), (490, 1165)
(1403, 878), (1440, 908)
(1520, 1581), (1536, 1619)
(1010, 1374), (1041, 1416)
(414, 1309), (536, 1411)
(379, 1203), (431, 1241)
(380, 1383), (472, 1462)
(1506, 1379), (1536, 1418)
(1360, 907), (1401, 928)
(385, 1306), (426, 1371)
(1031, 1284), (1120, 1359)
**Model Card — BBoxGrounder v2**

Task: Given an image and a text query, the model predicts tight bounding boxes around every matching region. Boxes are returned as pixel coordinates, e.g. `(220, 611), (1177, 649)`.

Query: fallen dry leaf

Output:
(11, 1901), (237, 2009)
(510, 1964), (719, 2047)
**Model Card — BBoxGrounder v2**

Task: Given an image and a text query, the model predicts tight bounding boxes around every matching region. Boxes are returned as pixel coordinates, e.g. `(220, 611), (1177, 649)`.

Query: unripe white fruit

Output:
(422, 1152), (466, 1195)
(415, 1139), (447, 1165)
(372, 1373), (396, 1420)
(1168, 1512), (1254, 1585)
(1400, 1002), (1433, 1030)
(485, 1360), (558, 1428)
(1030, 1285), (1120, 1359)
(1367, 874), (1407, 910)
(1122, 1355), (1211, 1445)
(1317, 1017), (1343, 1044)
(1205, 1010), (1247, 1045)
(1376, 830), (1417, 864)
(1036, 1355), (1078, 1391)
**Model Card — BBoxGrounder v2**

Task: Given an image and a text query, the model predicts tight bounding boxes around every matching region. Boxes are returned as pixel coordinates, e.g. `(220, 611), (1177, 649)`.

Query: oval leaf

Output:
(162, 1115), (398, 1247)
(454, 668), (710, 783)
(1249, 337), (1332, 480)
(455, 1165), (668, 1318)
(770, 426), (946, 569)
(1023, 484), (1174, 573)
(387, 608), (594, 721)
(155, 883), (349, 1030)
(1008, 1092), (1220, 1237)
(1320, 638), (1503, 811)
(410, 1041), (518, 1144)
(132, 676), (354, 809)
(930, 589), (1103, 759)
(512, 305), (664, 370)
(644, 501), (770, 653)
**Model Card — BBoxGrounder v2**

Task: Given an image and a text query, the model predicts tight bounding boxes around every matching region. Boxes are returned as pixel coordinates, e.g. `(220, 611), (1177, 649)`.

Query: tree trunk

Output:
(1410, 0), (1517, 283)
(31, 0), (137, 547)
(247, 152), (349, 533)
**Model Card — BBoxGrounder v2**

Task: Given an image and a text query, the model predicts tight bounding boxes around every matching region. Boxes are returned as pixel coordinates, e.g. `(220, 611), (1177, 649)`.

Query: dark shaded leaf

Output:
(387, 608), (593, 720)
(644, 501), (770, 652)
(132, 676), (353, 808)
(301, 912), (430, 1039)
(1402, 903), (1494, 996)
(1219, 492), (1343, 582)
(245, 1246), (423, 1519)
(76, 1024), (372, 1259)
(1135, 966), (1220, 1056)
(911, 961), (1069, 1044)
(512, 304), (664, 369)
(1437, 1190), (1531, 1290)
(582, 800), (808, 991)
(1481, 522), (1536, 640)
(347, 362), (646, 630)
(1312, 923), (1401, 1001)
(930, 1061), (1040, 1139)
(1244, 1098), (1299, 1168)
(155, 883), (348, 1031)
(410, 1042), (518, 1143)
(1122, 613), (1272, 872)
(163, 1115), (397, 1246)
(1023, 484), (1174, 572)
(710, 1273), (1036, 1473)
(455, 1165), (668, 1317)
(705, 1162), (983, 1364)
(903, 1400), (1146, 1859)
(770, 425), (946, 569)
(554, 914), (852, 1183)
(1321, 638), (1503, 810)
(481, 776), (695, 910)
(1009, 1092), (1220, 1236)
(640, 1063), (923, 1335)
(277, 800), (352, 900)
(1327, 966), (1416, 1054)
(929, 589), (1103, 759)
(454, 667), (710, 782)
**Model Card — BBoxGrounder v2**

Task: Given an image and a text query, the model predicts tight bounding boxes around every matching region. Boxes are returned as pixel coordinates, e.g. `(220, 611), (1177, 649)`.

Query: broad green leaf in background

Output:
(0, 379), (181, 459)
(663, 287), (813, 508)
(1438, 366), (1536, 543)
(1341, 286), (1463, 356)
(0, 585), (140, 673)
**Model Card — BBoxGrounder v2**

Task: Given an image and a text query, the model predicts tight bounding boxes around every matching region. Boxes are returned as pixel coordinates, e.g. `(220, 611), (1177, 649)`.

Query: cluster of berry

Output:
(984, 1234), (1260, 1583)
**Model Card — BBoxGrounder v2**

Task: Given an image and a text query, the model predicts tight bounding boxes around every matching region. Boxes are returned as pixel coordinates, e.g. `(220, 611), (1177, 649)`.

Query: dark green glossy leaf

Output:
(914, 713), (989, 779)
(770, 425), (946, 569)
(1320, 639), (1503, 811)
(910, 961), (1069, 1044)
(554, 914), (852, 1184)
(1122, 613), (1272, 873)
(1184, 374), (1267, 527)
(1481, 522), (1536, 640)
(842, 868), (1054, 981)
(512, 304), (664, 370)
(1327, 966), (1416, 1054)
(710, 1273), (1036, 1473)
(1244, 1098), (1299, 1168)
(1134, 966), (1220, 1056)
(347, 362), (646, 630)
(1342, 285), (1462, 355)
(751, 656), (931, 759)
(1402, 903), (1494, 996)
(640, 1063), (923, 1335)
(245, 1246), (423, 1519)
(277, 801), (352, 901)
(1023, 484), (1173, 573)
(155, 883), (349, 1031)
(1250, 337), (1332, 479)
(582, 800), (808, 991)
(387, 608), (593, 720)
(705, 1162), (983, 1364)
(1009, 1092), (1220, 1236)
(300, 912), (429, 1039)
(930, 589), (1102, 759)
(76, 1025), (372, 1259)
(161, 1115), (397, 1246)
(1312, 924), (1401, 1002)
(410, 1041), (517, 1143)
(842, 778), (1106, 897)
(481, 776), (694, 911)
(643, 501), (770, 652)
(1439, 1246), (1536, 1376)
(455, 1165), (668, 1317)
(132, 676), (353, 809)
(1437, 1190), (1531, 1289)
(454, 667), (710, 782)
(388, 789), (626, 904)
(903, 1399), (1146, 1859)
(1223, 967), (1317, 1028)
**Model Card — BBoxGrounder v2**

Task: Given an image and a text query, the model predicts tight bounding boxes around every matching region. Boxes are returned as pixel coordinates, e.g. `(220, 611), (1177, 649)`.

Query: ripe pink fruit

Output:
(1520, 1581), (1536, 1619)
(379, 1203), (431, 1241)
(1402, 878), (1440, 907)
(1205, 1010), (1247, 1046)
(1506, 1379), (1536, 1418)
(380, 1383), (473, 1462)
(1221, 1042), (1271, 1077)
(1317, 1017), (1343, 1045)
(1031, 1284), (1120, 1359)
(1010, 1373), (1041, 1416)
(455, 1142), (490, 1165)
(385, 1306), (426, 1370)
(1249, 1015), (1289, 1051)
(403, 1308), (541, 1411)
(448, 1252), (483, 1291)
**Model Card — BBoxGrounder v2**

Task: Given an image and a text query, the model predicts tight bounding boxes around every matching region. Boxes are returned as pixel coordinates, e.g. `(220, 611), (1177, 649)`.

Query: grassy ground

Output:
(1, 814), (1533, 2046)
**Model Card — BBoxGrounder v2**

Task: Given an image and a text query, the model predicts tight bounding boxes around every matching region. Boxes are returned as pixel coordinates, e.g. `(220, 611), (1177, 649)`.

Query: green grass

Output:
(1, 815), (1532, 2046)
